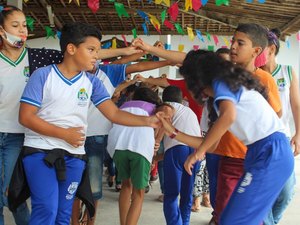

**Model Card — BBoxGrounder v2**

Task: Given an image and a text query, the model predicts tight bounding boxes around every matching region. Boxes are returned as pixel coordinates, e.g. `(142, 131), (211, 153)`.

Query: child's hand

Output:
(156, 112), (174, 136)
(154, 142), (160, 152)
(147, 115), (161, 129)
(64, 127), (86, 148)
(133, 74), (146, 82)
(132, 38), (151, 52)
(184, 150), (205, 175)
(124, 46), (144, 55)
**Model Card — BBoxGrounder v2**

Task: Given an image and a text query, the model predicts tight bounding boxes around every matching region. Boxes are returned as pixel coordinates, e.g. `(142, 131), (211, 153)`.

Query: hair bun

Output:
(270, 28), (281, 39)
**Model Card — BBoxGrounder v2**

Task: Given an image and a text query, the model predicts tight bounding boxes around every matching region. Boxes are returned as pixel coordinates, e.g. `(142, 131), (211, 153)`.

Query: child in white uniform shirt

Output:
(157, 50), (294, 225)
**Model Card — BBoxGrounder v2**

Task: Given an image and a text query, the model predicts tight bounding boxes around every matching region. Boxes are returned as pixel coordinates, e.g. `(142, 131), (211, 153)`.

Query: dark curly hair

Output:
(179, 50), (268, 104)
(132, 87), (162, 106)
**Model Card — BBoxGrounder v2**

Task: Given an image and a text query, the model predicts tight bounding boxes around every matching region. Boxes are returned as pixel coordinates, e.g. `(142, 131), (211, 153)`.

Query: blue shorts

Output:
(85, 135), (107, 200)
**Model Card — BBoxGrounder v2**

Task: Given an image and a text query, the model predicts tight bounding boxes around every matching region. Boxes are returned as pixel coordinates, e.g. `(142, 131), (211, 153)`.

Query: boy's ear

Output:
(66, 43), (77, 55)
(253, 46), (263, 58)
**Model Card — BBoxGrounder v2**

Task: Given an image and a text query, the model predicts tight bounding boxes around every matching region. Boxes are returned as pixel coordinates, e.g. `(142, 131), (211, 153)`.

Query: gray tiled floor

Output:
(4, 157), (300, 225)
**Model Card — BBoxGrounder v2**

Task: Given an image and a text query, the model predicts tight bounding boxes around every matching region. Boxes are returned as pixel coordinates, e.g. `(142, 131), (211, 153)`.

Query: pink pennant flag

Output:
(121, 34), (128, 46)
(168, 2), (179, 21)
(297, 32), (300, 42)
(193, 45), (199, 50)
(213, 35), (219, 46)
(221, 45), (228, 49)
(192, 0), (202, 12)
(164, 20), (175, 30)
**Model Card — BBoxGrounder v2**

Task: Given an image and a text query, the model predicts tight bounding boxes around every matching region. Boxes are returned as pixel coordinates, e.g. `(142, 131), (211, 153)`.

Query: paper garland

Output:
(87, 0), (99, 14)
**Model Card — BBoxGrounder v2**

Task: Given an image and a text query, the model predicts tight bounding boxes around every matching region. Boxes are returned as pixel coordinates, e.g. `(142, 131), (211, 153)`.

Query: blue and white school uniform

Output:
(163, 102), (201, 225)
(211, 80), (294, 225)
(20, 64), (110, 225)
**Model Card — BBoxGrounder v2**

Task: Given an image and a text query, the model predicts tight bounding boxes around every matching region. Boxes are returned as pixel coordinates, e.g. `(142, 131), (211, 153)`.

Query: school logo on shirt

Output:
(23, 66), (30, 82)
(277, 78), (286, 91)
(66, 182), (79, 200)
(77, 88), (89, 107)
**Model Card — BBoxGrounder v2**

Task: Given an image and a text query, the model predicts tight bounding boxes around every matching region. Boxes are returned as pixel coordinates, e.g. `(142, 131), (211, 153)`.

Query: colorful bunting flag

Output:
(192, 0), (202, 12)
(178, 44), (184, 52)
(216, 0), (229, 6)
(149, 14), (161, 31)
(223, 37), (230, 47)
(201, 0), (208, 6)
(45, 26), (56, 39)
(175, 23), (185, 35)
(286, 39), (290, 49)
(56, 31), (62, 39)
(168, 2), (179, 21)
(208, 45), (214, 51)
(102, 42), (111, 49)
(132, 28), (137, 38)
(69, 0), (80, 6)
(137, 10), (150, 23)
(196, 29), (205, 42)
(114, 2), (129, 18)
(185, 0), (192, 11)
(26, 16), (35, 31)
(112, 38), (117, 49)
(205, 32), (211, 41)
(164, 20), (175, 30)
(221, 45), (228, 49)
(155, 0), (170, 6)
(161, 9), (167, 24)
(193, 45), (199, 50)
(23, 0), (29, 2)
(258, 0), (265, 3)
(0, 6), (3, 12)
(187, 27), (195, 41)
(142, 22), (149, 36)
(121, 34), (128, 46)
(87, 0), (99, 14)
(165, 43), (171, 50)
(297, 32), (300, 42)
(213, 35), (219, 46)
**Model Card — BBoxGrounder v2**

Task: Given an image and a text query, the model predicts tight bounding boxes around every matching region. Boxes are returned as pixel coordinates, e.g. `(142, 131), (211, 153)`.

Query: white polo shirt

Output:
(87, 64), (127, 136)
(163, 102), (201, 151)
(0, 48), (29, 133)
(212, 79), (284, 145)
(20, 64), (110, 154)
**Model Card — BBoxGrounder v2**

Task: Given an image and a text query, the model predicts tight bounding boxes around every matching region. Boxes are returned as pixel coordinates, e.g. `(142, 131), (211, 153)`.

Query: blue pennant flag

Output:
(142, 22), (149, 36)
(137, 10), (150, 23)
(102, 42), (112, 49)
(201, 0), (208, 6)
(196, 29), (205, 43)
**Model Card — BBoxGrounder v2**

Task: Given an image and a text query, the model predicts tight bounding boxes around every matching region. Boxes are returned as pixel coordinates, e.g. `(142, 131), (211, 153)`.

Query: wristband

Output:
(169, 128), (179, 139)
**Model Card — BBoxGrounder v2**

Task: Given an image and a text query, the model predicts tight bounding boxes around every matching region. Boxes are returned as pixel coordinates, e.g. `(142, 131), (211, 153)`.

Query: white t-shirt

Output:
(0, 48), (29, 133)
(213, 80), (284, 145)
(164, 102), (201, 151)
(107, 100), (156, 163)
(87, 64), (127, 136)
(20, 65), (110, 154)
(272, 64), (293, 137)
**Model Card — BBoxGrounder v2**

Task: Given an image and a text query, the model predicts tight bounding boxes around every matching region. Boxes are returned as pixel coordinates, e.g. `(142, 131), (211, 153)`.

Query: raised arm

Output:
(289, 68), (300, 156)
(97, 46), (143, 60)
(19, 103), (85, 148)
(112, 52), (146, 64)
(132, 39), (186, 64)
(135, 75), (170, 88)
(126, 60), (171, 74)
(97, 99), (160, 128)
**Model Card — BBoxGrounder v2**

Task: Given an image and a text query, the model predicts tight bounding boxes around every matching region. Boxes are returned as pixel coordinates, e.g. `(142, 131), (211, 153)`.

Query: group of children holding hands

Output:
(1, 4), (299, 225)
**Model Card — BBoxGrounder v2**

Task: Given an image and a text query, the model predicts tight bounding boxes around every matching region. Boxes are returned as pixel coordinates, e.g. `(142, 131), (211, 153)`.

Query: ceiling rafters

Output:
(38, 0), (63, 29)
(280, 14), (300, 34)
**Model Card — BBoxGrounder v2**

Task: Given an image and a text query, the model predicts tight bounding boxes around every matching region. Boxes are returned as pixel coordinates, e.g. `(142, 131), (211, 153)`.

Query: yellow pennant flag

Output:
(23, 0), (29, 3)
(223, 37), (230, 47)
(148, 14), (161, 30)
(185, 0), (192, 11)
(178, 44), (184, 52)
(112, 38), (117, 49)
(69, 0), (80, 6)
(155, 0), (170, 6)
(187, 27), (195, 41)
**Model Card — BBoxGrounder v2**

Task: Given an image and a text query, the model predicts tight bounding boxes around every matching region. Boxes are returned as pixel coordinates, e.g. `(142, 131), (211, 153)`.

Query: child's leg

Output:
(23, 153), (59, 225)
(119, 179), (132, 225)
(220, 133), (294, 225)
(180, 147), (200, 225)
(56, 156), (85, 225)
(126, 187), (145, 225)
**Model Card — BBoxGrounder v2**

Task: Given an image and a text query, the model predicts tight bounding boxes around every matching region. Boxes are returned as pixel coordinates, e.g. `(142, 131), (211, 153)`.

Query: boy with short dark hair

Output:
(18, 22), (159, 225)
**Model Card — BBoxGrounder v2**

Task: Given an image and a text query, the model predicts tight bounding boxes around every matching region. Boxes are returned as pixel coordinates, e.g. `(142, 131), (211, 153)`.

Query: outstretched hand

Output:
(156, 111), (175, 136)
(132, 38), (151, 52)
(124, 46), (144, 56)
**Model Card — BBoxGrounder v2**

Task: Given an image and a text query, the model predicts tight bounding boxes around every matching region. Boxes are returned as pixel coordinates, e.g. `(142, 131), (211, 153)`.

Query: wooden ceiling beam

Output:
(37, 0), (63, 29)
(280, 14), (300, 34)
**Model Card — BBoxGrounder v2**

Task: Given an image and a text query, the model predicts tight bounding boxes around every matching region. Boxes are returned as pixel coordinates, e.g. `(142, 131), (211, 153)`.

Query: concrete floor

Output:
(4, 157), (300, 225)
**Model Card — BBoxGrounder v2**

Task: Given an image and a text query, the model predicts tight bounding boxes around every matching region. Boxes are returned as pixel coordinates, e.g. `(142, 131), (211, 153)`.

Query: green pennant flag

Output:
(26, 16), (35, 31)
(208, 45), (214, 51)
(44, 26), (56, 39)
(205, 32), (211, 41)
(114, 2), (129, 18)
(161, 9), (167, 24)
(132, 28), (137, 38)
(108, 0), (115, 2)
(174, 23), (185, 35)
(216, 0), (230, 6)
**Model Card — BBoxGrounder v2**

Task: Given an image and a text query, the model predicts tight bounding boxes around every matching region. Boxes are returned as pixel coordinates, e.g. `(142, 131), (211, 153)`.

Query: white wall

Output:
(27, 33), (300, 78)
